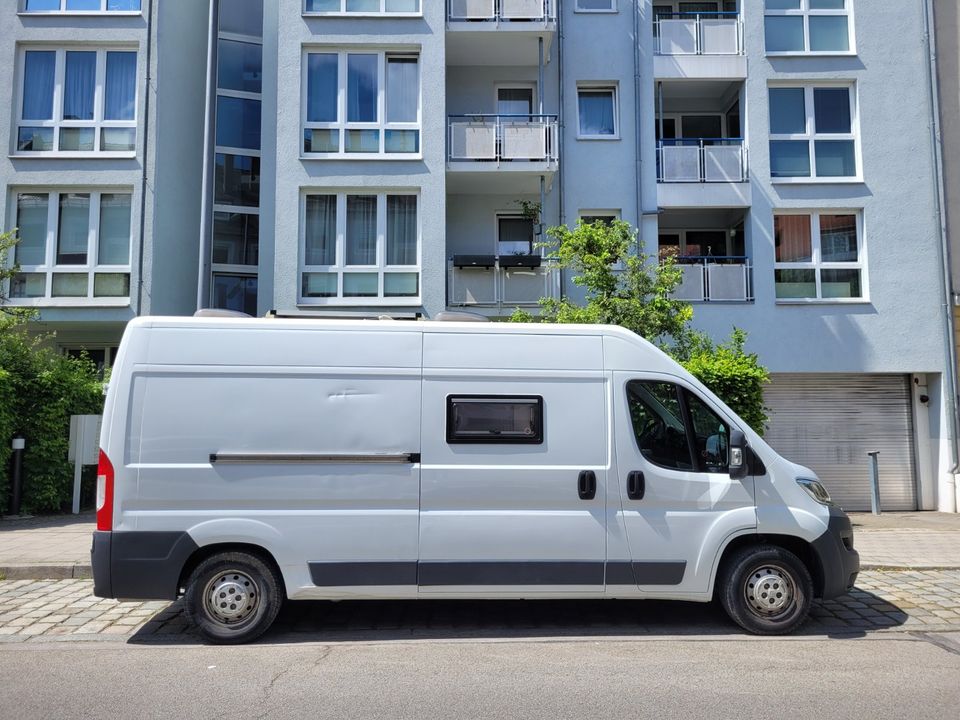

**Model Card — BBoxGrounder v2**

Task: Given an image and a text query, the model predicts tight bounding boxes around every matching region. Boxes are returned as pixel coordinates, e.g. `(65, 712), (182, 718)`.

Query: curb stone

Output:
(0, 564), (92, 580)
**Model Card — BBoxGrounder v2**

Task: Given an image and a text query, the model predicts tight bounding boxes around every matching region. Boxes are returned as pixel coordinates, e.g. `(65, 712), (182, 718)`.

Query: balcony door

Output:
(497, 215), (534, 257)
(497, 86), (534, 119)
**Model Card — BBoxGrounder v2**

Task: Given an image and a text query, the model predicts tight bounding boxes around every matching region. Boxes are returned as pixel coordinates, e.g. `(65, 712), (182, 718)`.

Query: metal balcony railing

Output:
(448, 255), (561, 310)
(657, 139), (747, 183)
(670, 256), (753, 302)
(448, 0), (556, 22)
(655, 12), (743, 55)
(449, 114), (559, 164)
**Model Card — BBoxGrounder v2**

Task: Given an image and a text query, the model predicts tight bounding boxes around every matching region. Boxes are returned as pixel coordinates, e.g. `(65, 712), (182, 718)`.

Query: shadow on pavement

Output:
(0, 511), (95, 531)
(127, 587), (907, 646)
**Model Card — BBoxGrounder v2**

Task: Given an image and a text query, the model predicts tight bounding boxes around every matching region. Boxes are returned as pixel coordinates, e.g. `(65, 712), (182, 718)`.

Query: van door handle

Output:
(578, 470), (597, 500)
(627, 471), (645, 500)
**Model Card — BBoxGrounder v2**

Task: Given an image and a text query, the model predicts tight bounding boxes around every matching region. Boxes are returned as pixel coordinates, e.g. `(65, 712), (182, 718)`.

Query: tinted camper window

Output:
(447, 396), (543, 444)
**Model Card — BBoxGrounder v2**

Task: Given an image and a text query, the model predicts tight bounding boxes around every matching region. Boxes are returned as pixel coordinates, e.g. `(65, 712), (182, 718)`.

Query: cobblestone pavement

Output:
(0, 569), (958, 643)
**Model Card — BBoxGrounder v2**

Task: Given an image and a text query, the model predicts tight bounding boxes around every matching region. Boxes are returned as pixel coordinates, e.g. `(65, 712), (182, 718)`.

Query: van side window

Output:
(684, 391), (730, 473)
(626, 381), (731, 474)
(446, 396), (544, 444)
(626, 381), (694, 470)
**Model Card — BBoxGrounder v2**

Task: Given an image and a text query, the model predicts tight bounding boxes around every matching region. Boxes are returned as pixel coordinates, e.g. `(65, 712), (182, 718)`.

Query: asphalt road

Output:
(3, 633), (959, 719)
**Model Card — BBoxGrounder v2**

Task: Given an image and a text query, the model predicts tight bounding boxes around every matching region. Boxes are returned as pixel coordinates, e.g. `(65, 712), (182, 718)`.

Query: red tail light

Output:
(96, 449), (114, 531)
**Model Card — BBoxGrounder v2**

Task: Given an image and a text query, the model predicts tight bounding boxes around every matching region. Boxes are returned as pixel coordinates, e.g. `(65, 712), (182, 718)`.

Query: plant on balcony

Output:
(509, 218), (769, 434)
(0, 229), (107, 513)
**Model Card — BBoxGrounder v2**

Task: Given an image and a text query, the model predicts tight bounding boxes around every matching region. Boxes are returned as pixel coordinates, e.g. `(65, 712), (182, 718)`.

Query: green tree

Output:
(510, 218), (769, 433)
(0, 229), (36, 331)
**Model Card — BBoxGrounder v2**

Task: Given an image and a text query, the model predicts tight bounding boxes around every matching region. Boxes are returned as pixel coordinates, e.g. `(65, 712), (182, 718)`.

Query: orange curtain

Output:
(774, 215), (812, 262)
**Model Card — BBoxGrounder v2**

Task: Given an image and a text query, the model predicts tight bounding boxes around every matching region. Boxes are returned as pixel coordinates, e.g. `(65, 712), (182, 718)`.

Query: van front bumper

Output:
(91, 530), (199, 600)
(811, 506), (860, 599)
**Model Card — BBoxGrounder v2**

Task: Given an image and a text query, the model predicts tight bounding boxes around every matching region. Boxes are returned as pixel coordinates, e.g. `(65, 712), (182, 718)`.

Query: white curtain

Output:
(387, 57), (418, 123)
(15, 194), (48, 266)
(578, 91), (614, 136)
(347, 54), (378, 123)
(22, 51), (55, 120)
(57, 194), (90, 265)
(64, 51), (96, 121)
(346, 195), (377, 265)
(305, 195), (337, 266)
(98, 194), (131, 265)
(105, 52), (137, 120)
(386, 196), (417, 265)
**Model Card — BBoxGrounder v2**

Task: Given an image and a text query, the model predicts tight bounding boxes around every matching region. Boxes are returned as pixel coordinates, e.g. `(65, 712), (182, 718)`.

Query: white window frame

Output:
(15, 46), (139, 158)
(578, 209), (621, 225)
(576, 83), (620, 140)
(301, 48), (422, 160)
(299, 189), (422, 306)
(773, 209), (867, 303)
(763, 0), (856, 56)
(574, 0), (618, 13)
(768, 83), (861, 183)
(19, 0), (142, 14)
(302, 0), (422, 16)
(6, 189), (134, 307)
(495, 213), (536, 257)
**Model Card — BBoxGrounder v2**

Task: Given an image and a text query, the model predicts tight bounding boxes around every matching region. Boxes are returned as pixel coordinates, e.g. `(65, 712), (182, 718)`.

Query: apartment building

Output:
(1, 0), (956, 512)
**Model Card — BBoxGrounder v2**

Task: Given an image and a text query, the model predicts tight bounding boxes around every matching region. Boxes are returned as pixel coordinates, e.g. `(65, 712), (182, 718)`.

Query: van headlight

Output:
(796, 477), (833, 506)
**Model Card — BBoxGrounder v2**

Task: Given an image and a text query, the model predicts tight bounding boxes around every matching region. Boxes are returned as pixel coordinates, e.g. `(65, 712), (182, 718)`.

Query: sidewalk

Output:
(0, 511), (957, 580)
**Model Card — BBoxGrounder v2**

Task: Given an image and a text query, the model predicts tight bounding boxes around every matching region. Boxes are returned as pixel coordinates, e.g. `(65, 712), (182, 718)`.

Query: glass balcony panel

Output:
(449, 0), (495, 20)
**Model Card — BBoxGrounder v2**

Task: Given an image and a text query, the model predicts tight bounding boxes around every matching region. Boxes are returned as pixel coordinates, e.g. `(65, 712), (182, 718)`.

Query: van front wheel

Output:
(184, 552), (283, 644)
(719, 545), (813, 635)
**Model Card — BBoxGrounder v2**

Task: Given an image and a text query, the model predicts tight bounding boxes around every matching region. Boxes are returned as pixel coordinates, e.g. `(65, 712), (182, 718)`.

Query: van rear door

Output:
(419, 332), (609, 594)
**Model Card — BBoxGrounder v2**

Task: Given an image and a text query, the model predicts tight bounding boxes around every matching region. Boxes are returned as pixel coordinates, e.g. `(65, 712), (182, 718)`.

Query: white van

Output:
(92, 316), (859, 643)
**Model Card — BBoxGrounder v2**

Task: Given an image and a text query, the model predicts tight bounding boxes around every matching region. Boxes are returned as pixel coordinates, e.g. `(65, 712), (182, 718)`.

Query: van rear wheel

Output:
(719, 545), (812, 635)
(184, 552), (283, 644)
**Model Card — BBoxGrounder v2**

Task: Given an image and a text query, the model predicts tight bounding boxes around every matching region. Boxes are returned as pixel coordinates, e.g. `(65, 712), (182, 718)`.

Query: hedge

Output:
(0, 369), (14, 509)
(0, 329), (105, 514)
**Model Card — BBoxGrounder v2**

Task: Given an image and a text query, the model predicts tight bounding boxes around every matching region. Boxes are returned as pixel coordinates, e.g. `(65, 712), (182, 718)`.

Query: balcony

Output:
(654, 12), (746, 80)
(447, 114), (559, 193)
(657, 139), (750, 207)
(447, 255), (560, 311)
(447, 0), (556, 66)
(671, 257), (753, 303)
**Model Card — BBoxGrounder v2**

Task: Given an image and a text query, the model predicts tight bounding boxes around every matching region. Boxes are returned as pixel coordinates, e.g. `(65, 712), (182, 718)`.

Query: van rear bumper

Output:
(811, 506), (860, 599)
(91, 530), (199, 600)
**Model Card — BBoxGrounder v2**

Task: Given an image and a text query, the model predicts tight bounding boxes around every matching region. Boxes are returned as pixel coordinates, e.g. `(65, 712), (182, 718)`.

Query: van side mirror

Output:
(729, 429), (748, 480)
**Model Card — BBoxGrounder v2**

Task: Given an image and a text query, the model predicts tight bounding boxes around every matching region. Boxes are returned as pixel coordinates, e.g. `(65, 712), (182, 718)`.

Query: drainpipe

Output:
(538, 37), (544, 116)
(923, 0), (959, 512)
(196, 0), (219, 310)
(633, 0), (643, 234)
(136, 0), (155, 315)
(557, 0), (565, 229)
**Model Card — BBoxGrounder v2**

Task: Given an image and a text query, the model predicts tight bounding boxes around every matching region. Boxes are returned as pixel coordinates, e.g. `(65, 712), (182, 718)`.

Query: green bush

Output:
(0, 328), (105, 514)
(682, 328), (769, 435)
(0, 369), (14, 508)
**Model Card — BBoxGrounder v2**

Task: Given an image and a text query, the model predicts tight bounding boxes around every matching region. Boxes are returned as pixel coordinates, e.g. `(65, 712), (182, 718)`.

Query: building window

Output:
(579, 210), (620, 226)
(62, 344), (120, 376)
(22, 0), (141, 12)
(774, 211), (864, 301)
(768, 85), (858, 180)
(303, 50), (421, 157)
(575, 0), (617, 11)
(304, 0), (421, 14)
(212, 274), (258, 315)
(16, 47), (138, 155)
(497, 216), (534, 256)
(446, 396), (544, 445)
(577, 85), (618, 139)
(8, 191), (132, 303)
(301, 191), (420, 304)
(764, 0), (853, 54)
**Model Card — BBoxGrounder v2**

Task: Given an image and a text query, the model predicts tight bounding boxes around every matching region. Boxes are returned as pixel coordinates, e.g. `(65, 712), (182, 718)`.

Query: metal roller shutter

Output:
(763, 374), (917, 512)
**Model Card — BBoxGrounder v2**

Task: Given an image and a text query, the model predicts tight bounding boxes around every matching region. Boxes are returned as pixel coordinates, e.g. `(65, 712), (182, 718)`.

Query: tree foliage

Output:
(510, 219), (770, 434)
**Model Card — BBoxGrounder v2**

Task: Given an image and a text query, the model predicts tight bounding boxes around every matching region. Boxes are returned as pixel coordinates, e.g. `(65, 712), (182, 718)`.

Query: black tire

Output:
(718, 545), (813, 635)
(184, 551), (284, 644)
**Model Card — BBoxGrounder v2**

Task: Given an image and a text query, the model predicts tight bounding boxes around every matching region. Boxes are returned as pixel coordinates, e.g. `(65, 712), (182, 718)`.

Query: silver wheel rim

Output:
(202, 570), (260, 626)
(743, 564), (796, 619)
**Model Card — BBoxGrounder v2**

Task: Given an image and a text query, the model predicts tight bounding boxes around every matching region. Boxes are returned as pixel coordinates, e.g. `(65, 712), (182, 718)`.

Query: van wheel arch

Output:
(716, 534), (824, 599)
(177, 543), (287, 600)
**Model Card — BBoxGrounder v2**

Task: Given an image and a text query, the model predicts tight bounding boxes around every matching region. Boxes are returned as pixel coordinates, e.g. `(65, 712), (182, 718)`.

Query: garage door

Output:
(763, 374), (917, 511)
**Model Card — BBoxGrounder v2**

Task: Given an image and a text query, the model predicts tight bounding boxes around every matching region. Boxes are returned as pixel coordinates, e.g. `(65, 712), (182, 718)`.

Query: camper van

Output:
(91, 316), (859, 643)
